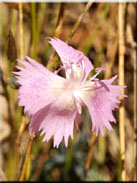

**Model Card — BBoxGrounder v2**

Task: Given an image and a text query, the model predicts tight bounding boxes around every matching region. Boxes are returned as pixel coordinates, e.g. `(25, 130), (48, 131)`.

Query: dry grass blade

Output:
(16, 2), (27, 178)
(5, 3), (30, 15)
(66, 0), (93, 44)
(19, 2), (24, 60)
(83, 132), (97, 181)
(16, 116), (26, 177)
(126, 22), (137, 181)
(47, 3), (66, 70)
(55, 3), (66, 38)
(19, 136), (33, 181)
(132, 25), (137, 182)
(133, 41), (137, 182)
(118, 3), (126, 181)
(105, 39), (118, 79)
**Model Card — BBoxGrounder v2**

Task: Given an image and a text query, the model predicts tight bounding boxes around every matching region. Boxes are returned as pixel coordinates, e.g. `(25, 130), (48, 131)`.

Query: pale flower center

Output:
(49, 61), (99, 114)
(65, 62), (94, 113)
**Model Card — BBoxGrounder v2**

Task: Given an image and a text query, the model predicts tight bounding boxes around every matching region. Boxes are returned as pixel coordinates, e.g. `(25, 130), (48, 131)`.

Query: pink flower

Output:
(14, 37), (126, 148)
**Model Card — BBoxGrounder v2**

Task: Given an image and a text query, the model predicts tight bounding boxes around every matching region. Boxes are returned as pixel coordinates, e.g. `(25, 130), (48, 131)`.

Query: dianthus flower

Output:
(14, 38), (126, 148)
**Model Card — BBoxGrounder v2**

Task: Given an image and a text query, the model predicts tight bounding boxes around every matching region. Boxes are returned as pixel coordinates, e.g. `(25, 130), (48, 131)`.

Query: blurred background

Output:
(0, 2), (136, 181)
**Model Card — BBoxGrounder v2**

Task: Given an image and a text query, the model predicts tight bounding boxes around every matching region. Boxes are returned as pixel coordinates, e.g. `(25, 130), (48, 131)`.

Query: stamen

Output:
(54, 66), (64, 75)
(89, 67), (106, 81)
(89, 71), (100, 81)
(80, 61), (86, 83)
(80, 87), (93, 91)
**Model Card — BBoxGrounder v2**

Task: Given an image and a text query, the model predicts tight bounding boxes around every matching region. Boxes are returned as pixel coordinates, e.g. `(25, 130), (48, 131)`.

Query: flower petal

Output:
(29, 103), (77, 148)
(95, 66), (106, 72)
(81, 76), (126, 136)
(49, 37), (94, 76)
(14, 56), (66, 115)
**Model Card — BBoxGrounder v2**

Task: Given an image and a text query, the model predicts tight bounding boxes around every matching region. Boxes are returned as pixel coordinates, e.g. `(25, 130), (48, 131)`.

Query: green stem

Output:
(66, 0), (93, 44)
(31, 3), (37, 60)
